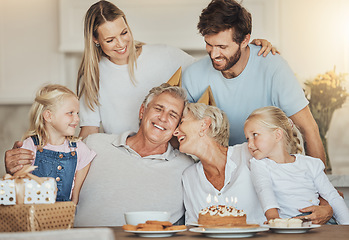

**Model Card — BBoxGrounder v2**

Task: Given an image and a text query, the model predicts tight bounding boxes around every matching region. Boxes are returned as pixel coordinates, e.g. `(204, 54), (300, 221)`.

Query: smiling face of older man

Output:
(138, 91), (185, 147)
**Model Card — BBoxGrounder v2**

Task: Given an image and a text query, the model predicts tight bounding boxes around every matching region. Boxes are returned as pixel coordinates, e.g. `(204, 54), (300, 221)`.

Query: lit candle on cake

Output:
(234, 197), (238, 209)
(206, 193), (212, 205)
(213, 195), (218, 204)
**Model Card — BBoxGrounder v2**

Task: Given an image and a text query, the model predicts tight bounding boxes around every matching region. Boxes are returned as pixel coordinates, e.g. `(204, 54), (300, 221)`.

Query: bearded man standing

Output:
(182, 0), (325, 166)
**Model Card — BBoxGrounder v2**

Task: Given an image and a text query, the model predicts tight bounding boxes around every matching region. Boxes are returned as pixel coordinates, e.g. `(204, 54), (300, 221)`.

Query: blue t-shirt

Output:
(182, 44), (308, 146)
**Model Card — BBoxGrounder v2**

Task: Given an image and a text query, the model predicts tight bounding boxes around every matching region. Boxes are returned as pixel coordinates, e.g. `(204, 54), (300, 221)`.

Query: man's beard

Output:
(211, 47), (241, 72)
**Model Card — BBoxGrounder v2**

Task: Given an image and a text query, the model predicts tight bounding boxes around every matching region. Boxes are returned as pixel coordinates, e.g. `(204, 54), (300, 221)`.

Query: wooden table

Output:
(0, 225), (347, 239)
(111, 225), (349, 239)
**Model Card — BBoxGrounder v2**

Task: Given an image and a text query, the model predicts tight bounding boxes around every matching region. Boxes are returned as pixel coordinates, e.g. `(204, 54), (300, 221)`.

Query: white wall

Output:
(277, 0), (349, 174)
(0, 0), (349, 177)
(279, 0), (349, 80)
(0, 0), (65, 104)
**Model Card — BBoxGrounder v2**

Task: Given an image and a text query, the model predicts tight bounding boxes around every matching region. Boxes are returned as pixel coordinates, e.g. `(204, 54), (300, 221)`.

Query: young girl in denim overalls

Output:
(21, 84), (96, 204)
(244, 106), (349, 224)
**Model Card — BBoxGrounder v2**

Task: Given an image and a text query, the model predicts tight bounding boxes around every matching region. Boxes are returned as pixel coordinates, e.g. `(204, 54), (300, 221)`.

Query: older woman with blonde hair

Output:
(174, 102), (265, 224)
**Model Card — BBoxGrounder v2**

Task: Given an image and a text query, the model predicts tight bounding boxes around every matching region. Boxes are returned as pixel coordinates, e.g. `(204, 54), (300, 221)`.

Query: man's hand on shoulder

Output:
(4, 141), (34, 174)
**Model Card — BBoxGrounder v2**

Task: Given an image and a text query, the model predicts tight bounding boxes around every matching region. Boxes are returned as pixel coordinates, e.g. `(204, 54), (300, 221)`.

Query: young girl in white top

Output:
(244, 106), (349, 224)
(21, 84), (96, 204)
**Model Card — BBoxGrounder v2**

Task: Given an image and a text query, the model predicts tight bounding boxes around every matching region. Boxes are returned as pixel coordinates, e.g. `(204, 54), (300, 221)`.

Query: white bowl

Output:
(124, 211), (170, 225)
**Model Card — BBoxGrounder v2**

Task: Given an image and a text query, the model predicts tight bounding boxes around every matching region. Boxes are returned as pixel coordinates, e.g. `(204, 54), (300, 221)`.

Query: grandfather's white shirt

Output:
(182, 143), (266, 225)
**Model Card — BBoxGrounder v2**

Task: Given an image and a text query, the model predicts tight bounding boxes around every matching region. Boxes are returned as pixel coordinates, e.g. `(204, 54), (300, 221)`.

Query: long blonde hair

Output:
(246, 106), (303, 154)
(77, 0), (143, 110)
(23, 84), (79, 148)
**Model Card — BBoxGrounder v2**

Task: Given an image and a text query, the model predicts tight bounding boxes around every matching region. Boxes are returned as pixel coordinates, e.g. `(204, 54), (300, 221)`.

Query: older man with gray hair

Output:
(74, 83), (194, 226)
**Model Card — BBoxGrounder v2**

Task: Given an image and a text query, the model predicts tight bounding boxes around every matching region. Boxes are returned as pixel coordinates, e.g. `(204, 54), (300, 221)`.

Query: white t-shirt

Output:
(182, 143), (266, 225)
(79, 44), (195, 134)
(250, 154), (349, 224)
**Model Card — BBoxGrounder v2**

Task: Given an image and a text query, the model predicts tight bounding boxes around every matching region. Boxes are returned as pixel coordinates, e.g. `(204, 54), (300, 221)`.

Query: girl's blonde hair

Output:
(185, 103), (230, 147)
(77, 0), (144, 110)
(246, 106), (303, 154)
(23, 84), (79, 148)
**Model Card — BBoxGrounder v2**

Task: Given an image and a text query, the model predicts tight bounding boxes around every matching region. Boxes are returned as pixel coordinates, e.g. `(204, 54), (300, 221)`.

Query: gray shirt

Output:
(75, 131), (194, 226)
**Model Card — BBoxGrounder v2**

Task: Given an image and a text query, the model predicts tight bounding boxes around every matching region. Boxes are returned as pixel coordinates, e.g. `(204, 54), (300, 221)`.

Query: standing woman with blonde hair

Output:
(76, 0), (277, 139)
(77, 0), (195, 139)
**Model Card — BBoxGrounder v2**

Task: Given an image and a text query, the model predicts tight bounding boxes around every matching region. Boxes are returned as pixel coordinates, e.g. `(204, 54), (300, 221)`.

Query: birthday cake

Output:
(198, 205), (247, 227)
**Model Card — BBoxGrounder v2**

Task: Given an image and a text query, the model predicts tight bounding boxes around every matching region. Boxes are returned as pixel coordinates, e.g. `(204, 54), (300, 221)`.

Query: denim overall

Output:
(31, 136), (77, 201)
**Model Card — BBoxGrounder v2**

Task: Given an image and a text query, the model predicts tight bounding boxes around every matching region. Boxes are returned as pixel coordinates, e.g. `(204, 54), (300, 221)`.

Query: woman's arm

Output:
(79, 126), (99, 140)
(71, 163), (91, 205)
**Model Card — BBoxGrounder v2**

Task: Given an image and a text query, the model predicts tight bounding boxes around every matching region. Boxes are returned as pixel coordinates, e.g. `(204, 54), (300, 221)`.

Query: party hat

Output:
(167, 67), (182, 87)
(197, 86), (216, 106)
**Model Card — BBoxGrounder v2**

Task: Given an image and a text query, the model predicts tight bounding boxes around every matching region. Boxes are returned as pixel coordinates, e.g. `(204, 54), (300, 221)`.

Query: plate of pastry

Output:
(262, 224), (321, 234)
(263, 218), (320, 233)
(124, 229), (187, 238)
(123, 220), (187, 238)
(191, 205), (269, 237)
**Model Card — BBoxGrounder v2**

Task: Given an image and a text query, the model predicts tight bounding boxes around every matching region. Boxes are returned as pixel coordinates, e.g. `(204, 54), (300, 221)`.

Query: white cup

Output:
(124, 211), (170, 225)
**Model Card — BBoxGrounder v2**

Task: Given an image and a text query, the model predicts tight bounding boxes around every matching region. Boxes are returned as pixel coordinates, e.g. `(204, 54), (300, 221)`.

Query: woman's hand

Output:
(295, 205), (333, 224)
(4, 141), (34, 174)
(250, 39), (280, 57)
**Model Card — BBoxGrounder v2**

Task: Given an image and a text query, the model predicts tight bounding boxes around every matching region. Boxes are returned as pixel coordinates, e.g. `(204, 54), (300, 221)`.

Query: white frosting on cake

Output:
(199, 205), (245, 217)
